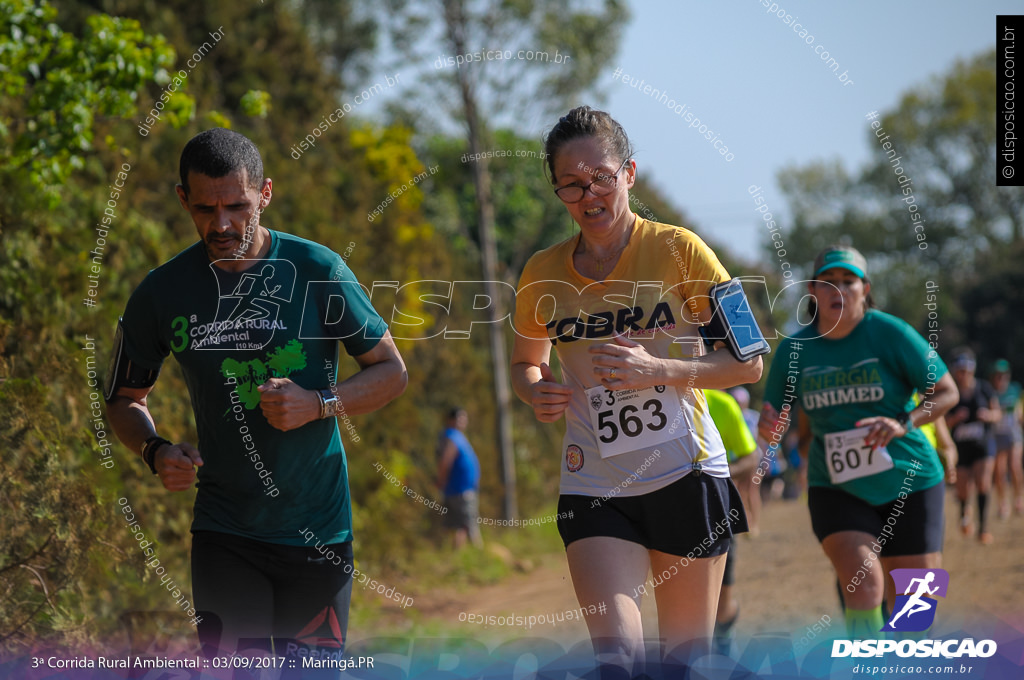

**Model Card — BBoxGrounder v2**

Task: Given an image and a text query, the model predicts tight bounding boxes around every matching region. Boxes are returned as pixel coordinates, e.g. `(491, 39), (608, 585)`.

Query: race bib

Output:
(585, 384), (686, 458)
(825, 426), (895, 485)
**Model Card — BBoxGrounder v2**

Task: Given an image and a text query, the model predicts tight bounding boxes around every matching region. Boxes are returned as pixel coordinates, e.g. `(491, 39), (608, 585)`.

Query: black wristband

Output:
(896, 411), (915, 434)
(142, 436), (171, 475)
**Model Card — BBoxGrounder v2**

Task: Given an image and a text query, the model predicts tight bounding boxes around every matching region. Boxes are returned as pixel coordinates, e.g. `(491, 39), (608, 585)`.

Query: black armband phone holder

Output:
(698, 279), (771, 362)
(104, 318), (161, 401)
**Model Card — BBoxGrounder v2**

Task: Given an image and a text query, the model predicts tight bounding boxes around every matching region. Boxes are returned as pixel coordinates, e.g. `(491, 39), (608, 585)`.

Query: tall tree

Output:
(383, 0), (628, 519)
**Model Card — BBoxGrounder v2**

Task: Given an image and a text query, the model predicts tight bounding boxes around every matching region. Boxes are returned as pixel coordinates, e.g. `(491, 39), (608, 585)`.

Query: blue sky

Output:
(598, 0), (1010, 265)
(365, 1), (1010, 267)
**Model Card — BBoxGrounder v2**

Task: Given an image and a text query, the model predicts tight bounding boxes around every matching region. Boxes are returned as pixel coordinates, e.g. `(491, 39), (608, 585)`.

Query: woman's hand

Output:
(856, 416), (906, 449)
(530, 363), (574, 422)
(588, 333), (663, 390)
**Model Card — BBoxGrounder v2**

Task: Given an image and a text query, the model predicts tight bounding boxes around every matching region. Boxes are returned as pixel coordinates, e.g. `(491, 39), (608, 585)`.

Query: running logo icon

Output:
(198, 259), (296, 350)
(882, 568), (949, 632)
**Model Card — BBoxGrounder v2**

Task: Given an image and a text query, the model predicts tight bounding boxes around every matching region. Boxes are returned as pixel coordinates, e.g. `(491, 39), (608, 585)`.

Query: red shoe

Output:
(979, 532), (994, 545)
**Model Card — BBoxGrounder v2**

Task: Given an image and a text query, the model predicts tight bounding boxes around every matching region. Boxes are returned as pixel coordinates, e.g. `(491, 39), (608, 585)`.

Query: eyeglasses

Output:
(554, 158), (630, 203)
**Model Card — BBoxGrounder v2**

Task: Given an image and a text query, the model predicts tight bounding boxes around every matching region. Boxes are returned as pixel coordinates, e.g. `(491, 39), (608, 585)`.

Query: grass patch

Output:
(347, 503), (568, 635)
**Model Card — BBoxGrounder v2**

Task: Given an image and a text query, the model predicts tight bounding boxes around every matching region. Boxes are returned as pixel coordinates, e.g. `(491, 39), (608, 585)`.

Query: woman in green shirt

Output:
(758, 245), (959, 638)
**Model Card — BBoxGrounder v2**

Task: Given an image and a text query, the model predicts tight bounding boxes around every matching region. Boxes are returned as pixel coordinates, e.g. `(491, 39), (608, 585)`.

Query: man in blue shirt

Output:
(437, 408), (482, 548)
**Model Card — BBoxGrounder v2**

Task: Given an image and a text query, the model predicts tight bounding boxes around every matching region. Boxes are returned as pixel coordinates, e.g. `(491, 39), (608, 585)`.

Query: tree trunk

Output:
(443, 0), (517, 520)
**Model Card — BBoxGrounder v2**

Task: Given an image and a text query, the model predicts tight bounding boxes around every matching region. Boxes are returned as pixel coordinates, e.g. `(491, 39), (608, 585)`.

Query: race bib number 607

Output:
(585, 384), (686, 458)
(825, 426), (895, 485)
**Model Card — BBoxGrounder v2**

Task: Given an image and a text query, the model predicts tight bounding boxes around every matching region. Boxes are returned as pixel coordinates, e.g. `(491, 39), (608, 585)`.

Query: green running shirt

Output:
(763, 309), (945, 505)
(119, 230), (387, 545)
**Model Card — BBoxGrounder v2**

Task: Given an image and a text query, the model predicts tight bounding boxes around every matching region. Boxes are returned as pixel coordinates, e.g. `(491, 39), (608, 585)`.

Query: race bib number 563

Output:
(585, 384), (686, 458)
(825, 426), (894, 485)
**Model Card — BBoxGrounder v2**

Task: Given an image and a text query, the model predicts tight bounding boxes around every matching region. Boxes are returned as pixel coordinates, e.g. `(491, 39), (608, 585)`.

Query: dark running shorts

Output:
(191, 531), (353, 658)
(556, 471), (749, 558)
(443, 490), (479, 530)
(807, 481), (945, 556)
(956, 440), (997, 467)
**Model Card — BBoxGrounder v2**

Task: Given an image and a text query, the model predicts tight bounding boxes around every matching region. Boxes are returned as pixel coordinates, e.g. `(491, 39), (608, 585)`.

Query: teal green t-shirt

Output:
(120, 230), (387, 545)
(763, 309), (946, 505)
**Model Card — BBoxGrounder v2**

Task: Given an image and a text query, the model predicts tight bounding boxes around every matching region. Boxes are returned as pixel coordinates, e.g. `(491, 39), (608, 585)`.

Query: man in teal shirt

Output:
(106, 128), (407, 657)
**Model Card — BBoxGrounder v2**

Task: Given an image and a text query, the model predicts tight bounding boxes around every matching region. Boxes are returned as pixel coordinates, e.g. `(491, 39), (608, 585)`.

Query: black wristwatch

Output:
(895, 411), (915, 435)
(142, 436), (171, 475)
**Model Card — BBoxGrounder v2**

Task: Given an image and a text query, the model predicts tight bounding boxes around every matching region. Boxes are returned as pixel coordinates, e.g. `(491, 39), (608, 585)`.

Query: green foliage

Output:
(0, 375), (136, 652)
(419, 127), (734, 280)
(0, 0), (361, 652)
(240, 89), (271, 119)
(149, 90), (197, 131)
(531, 0), (629, 107)
(959, 240), (1024, 370)
(421, 130), (567, 282)
(382, 0), (629, 128)
(0, 0), (174, 198)
(0, 0), (624, 654)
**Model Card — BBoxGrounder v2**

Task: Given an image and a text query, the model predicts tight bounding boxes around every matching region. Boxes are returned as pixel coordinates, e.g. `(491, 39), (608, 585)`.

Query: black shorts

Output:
(957, 440), (996, 467)
(556, 471), (748, 558)
(191, 531), (353, 658)
(807, 482), (945, 556)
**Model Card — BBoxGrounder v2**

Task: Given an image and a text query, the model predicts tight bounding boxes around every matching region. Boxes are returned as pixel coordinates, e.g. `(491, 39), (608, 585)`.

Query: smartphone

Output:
(702, 279), (771, 361)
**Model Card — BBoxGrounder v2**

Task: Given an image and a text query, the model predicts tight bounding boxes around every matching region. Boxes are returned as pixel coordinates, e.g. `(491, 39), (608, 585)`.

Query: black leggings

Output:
(191, 531), (353, 659)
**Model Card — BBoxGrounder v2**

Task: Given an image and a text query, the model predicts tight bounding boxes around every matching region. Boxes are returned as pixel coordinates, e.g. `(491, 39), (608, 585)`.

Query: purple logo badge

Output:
(882, 568), (949, 632)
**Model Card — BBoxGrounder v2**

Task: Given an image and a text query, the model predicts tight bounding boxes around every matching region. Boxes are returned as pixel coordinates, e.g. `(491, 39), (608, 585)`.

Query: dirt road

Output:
(386, 491), (1024, 650)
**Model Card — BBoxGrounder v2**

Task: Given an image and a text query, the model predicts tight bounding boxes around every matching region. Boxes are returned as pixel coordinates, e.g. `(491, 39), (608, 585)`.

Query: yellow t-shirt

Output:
(514, 217), (732, 497)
